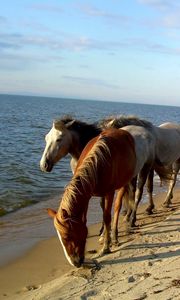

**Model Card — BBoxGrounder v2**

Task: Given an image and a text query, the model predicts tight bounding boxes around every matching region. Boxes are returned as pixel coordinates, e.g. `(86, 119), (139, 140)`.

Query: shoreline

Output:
(0, 189), (180, 299)
(0, 194), (103, 268)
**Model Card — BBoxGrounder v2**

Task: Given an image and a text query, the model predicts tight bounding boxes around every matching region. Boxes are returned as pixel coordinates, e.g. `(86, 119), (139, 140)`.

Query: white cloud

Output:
(62, 75), (119, 89)
(138, 0), (180, 11)
(0, 16), (7, 23)
(1, 30), (180, 59)
(161, 12), (180, 28)
(29, 3), (63, 14)
(77, 3), (132, 25)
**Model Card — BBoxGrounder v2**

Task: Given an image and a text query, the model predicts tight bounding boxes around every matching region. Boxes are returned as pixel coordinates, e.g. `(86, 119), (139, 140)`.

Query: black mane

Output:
(98, 115), (154, 130)
(55, 115), (102, 152)
(54, 114), (154, 154)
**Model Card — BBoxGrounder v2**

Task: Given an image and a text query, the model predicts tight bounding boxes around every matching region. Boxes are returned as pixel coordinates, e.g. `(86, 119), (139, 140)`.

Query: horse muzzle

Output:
(40, 158), (53, 172)
(72, 256), (84, 268)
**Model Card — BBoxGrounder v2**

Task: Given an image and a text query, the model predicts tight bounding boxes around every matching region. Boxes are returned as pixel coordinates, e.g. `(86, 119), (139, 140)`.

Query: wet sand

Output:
(0, 189), (180, 299)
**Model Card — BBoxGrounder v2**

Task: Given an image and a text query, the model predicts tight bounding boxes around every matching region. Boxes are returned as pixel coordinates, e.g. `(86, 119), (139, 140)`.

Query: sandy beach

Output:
(0, 189), (180, 300)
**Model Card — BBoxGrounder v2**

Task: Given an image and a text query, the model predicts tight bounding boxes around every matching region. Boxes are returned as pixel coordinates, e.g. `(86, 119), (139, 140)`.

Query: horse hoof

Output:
(99, 228), (104, 236)
(163, 202), (170, 208)
(125, 226), (134, 234)
(98, 248), (111, 257)
(129, 222), (137, 229)
(98, 236), (104, 244)
(111, 240), (119, 247)
(145, 209), (153, 215)
(122, 210), (127, 216)
(123, 216), (130, 223)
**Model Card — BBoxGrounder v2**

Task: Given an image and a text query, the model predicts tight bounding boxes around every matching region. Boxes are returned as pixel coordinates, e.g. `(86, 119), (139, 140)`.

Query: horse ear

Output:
(107, 119), (115, 128)
(47, 208), (57, 218)
(61, 208), (69, 219)
(65, 120), (75, 129)
(53, 120), (65, 131)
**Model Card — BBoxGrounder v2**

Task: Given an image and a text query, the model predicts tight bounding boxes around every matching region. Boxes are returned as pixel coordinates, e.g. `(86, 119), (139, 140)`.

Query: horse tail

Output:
(123, 183), (135, 212)
(154, 161), (173, 182)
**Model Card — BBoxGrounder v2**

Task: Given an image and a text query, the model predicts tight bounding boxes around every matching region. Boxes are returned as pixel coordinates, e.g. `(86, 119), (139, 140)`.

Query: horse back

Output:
(156, 123), (180, 163)
(75, 128), (136, 196)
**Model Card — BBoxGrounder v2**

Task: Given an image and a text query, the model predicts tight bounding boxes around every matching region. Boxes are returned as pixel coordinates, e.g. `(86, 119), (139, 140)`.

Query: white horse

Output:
(154, 122), (180, 207)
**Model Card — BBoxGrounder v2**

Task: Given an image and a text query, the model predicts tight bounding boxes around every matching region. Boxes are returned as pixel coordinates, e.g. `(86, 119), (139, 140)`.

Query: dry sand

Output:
(0, 190), (180, 300)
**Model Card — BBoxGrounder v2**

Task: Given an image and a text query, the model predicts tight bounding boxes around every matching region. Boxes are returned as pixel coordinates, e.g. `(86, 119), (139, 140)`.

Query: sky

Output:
(0, 0), (180, 106)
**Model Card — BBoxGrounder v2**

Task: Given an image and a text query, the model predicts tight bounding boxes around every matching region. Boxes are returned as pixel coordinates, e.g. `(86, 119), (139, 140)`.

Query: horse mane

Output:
(54, 115), (102, 151)
(99, 115), (154, 131)
(60, 136), (111, 216)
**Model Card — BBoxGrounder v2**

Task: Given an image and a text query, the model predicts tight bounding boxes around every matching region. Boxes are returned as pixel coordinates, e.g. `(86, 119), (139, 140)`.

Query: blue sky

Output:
(1, 0), (180, 106)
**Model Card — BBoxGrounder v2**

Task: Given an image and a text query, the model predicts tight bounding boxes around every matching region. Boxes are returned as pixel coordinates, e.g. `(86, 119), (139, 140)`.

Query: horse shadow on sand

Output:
(101, 213), (180, 266)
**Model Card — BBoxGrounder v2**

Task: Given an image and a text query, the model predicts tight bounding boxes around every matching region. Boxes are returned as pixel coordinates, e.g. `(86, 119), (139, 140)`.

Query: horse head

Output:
(47, 208), (88, 267)
(40, 120), (75, 172)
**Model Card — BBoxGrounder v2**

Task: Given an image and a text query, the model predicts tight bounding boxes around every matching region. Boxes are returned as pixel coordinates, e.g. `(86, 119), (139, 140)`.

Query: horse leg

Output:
(130, 165), (151, 227)
(145, 169), (155, 214)
(111, 187), (126, 245)
(124, 177), (137, 223)
(99, 191), (114, 256)
(163, 160), (180, 207)
(99, 197), (105, 236)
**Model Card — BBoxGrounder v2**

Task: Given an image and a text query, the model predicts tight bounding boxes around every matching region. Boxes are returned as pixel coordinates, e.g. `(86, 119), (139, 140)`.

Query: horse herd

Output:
(40, 115), (180, 268)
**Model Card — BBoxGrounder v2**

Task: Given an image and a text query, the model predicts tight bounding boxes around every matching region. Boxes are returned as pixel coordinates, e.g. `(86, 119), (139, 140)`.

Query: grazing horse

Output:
(47, 128), (136, 267)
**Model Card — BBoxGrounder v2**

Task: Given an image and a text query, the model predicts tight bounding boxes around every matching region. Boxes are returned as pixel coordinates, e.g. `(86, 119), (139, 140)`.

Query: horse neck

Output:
(69, 125), (101, 160)
(58, 175), (92, 222)
(68, 131), (82, 161)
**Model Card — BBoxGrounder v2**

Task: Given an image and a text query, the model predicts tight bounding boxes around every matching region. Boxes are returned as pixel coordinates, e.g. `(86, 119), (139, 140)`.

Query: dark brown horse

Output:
(48, 128), (136, 267)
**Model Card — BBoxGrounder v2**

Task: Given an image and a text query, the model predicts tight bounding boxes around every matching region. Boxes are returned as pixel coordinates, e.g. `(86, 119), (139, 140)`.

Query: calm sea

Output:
(0, 94), (179, 265)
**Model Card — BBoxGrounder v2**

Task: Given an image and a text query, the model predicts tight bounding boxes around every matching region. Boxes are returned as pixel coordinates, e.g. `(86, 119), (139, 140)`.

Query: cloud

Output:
(0, 16), (7, 23)
(0, 53), (44, 71)
(138, 1), (180, 31)
(0, 45), (64, 71)
(1, 30), (180, 58)
(29, 3), (63, 14)
(77, 3), (132, 25)
(161, 12), (180, 28)
(0, 33), (22, 50)
(62, 75), (119, 89)
(138, 0), (180, 11)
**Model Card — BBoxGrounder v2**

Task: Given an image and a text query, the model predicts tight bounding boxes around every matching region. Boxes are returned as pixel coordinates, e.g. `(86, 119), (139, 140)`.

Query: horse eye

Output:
(56, 138), (62, 143)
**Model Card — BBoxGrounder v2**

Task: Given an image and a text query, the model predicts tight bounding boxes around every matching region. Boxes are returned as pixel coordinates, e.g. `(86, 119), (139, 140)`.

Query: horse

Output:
(40, 115), (155, 239)
(106, 118), (180, 236)
(40, 116), (101, 173)
(110, 123), (157, 240)
(154, 122), (180, 207)
(47, 128), (136, 267)
(105, 117), (180, 209)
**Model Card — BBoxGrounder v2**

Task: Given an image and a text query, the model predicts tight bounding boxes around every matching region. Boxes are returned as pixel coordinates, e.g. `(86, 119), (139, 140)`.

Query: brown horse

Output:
(48, 128), (136, 267)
